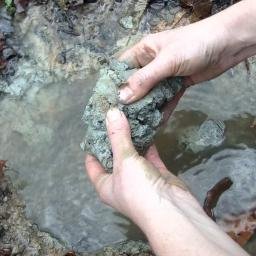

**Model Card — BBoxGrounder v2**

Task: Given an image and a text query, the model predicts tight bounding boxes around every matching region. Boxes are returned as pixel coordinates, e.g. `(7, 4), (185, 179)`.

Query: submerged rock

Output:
(179, 119), (225, 153)
(119, 16), (134, 29)
(179, 147), (256, 219)
(0, 174), (65, 255)
(82, 60), (182, 171)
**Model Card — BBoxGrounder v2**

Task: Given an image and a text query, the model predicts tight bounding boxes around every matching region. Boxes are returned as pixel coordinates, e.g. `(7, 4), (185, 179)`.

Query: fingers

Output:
(145, 145), (169, 175)
(85, 154), (109, 187)
(119, 43), (183, 104)
(145, 145), (187, 190)
(85, 154), (112, 203)
(119, 46), (141, 68)
(119, 36), (158, 68)
(162, 85), (186, 124)
(106, 108), (137, 163)
(119, 56), (168, 104)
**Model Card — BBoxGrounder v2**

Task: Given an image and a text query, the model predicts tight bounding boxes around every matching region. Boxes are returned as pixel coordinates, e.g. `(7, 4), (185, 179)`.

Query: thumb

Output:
(119, 53), (178, 104)
(106, 108), (137, 165)
(119, 57), (164, 104)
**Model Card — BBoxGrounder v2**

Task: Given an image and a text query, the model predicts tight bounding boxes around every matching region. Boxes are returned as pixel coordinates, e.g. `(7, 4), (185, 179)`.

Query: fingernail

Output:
(119, 87), (134, 103)
(106, 108), (122, 124)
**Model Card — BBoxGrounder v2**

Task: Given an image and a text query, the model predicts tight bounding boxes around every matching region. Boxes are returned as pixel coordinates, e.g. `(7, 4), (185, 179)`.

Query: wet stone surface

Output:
(0, 175), (65, 255)
(0, 8), (19, 87)
(179, 119), (225, 153)
(82, 61), (182, 171)
(179, 147), (256, 220)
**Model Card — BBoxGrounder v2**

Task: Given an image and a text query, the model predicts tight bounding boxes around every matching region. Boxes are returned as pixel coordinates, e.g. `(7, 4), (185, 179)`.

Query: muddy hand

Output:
(118, 0), (256, 105)
(85, 108), (249, 256)
(85, 107), (188, 224)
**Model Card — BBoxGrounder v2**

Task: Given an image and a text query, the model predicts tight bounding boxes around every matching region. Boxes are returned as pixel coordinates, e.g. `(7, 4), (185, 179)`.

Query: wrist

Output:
(135, 186), (249, 256)
(217, 0), (256, 65)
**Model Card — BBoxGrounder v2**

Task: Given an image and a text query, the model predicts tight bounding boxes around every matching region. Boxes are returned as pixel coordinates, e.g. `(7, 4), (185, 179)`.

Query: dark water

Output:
(156, 110), (256, 174)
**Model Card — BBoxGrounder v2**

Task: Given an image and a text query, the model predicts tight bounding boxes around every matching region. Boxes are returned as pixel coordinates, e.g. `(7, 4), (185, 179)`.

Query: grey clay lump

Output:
(82, 60), (182, 171)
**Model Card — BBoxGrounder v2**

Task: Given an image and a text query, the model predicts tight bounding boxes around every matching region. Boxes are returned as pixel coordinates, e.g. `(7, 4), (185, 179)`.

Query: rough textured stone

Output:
(82, 60), (182, 171)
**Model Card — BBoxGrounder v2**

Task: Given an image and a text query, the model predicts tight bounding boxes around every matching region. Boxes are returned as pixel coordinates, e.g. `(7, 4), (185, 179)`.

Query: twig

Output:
(203, 177), (233, 221)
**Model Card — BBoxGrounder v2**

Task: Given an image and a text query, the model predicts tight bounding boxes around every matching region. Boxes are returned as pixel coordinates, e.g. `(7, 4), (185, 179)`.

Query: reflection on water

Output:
(0, 62), (255, 253)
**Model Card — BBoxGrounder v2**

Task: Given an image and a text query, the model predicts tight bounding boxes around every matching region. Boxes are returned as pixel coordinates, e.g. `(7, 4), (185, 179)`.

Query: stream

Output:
(0, 0), (255, 254)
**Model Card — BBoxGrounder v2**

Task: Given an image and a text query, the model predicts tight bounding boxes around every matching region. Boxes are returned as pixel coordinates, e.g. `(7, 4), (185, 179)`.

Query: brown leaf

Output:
(228, 230), (254, 247)
(179, 0), (213, 19)
(219, 210), (256, 247)
(179, 0), (194, 8)
(193, 0), (212, 19)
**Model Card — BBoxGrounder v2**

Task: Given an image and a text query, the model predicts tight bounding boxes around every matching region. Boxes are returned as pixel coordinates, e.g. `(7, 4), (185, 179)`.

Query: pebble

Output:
(119, 16), (134, 29)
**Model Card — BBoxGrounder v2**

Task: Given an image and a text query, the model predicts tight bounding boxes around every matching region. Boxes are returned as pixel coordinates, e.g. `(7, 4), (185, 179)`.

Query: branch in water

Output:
(203, 177), (233, 221)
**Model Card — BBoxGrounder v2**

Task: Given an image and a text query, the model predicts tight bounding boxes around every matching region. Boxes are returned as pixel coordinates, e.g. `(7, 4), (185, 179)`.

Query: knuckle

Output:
(108, 124), (129, 138)
(134, 70), (150, 87)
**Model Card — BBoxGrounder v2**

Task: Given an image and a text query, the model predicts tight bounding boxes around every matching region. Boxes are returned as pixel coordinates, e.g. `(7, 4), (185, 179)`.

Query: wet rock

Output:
(0, 175), (65, 256)
(176, 60), (256, 120)
(2, 48), (16, 60)
(82, 60), (182, 171)
(56, 51), (66, 64)
(119, 16), (134, 29)
(198, 119), (225, 145)
(101, 240), (153, 255)
(179, 119), (225, 153)
(179, 147), (256, 219)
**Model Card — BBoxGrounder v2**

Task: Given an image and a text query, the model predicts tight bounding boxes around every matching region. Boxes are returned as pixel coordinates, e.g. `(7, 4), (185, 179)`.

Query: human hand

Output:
(85, 107), (192, 226)
(118, 24), (227, 104)
(118, 0), (256, 104)
(85, 108), (248, 256)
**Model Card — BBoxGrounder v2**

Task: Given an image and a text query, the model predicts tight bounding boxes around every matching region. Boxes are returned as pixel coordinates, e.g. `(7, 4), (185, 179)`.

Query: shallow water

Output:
(0, 75), (145, 252)
(0, 66), (255, 253)
(156, 110), (256, 174)
(0, 61), (255, 253)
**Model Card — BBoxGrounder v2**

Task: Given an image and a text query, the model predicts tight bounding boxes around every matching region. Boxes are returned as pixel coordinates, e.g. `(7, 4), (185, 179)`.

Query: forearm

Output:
(136, 188), (249, 256)
(212, 0), (256, 66)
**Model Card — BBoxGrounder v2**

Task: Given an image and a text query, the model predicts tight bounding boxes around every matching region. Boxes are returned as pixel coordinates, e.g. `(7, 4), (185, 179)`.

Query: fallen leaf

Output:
(193, 0), (212, 18)
(219, 210), (256, 246)
(179, 0), (213, 19)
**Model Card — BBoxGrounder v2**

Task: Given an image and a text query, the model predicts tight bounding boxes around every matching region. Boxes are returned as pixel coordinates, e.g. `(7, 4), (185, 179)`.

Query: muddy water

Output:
(0, 75), (144, 252)
(0, 61), (255, 253)
(156, 111), (256, 174)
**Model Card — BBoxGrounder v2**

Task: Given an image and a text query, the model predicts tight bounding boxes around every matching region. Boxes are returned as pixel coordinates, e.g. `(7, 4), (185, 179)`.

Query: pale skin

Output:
(86, 0), (256, 255)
